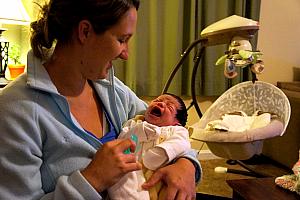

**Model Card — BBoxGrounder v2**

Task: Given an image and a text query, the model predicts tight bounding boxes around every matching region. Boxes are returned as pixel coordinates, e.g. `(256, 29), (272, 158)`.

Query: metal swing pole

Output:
(162, 0), (205, 119)
(161, 38), (207, 95)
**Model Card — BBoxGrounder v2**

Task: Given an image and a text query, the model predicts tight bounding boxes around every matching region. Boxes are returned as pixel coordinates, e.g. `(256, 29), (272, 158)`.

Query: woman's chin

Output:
(102, 68), (111, 78)
(99, 74), (108, 79)
(96, 71), (109, 79)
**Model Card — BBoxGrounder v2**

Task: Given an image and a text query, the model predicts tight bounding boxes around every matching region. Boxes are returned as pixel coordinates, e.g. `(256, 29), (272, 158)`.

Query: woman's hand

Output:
(142, 158), (196, 200)
(81, 139), (142, 192)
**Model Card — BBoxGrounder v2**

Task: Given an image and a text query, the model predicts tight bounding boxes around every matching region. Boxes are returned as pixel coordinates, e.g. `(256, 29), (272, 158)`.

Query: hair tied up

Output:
(30, 3), (53, 59)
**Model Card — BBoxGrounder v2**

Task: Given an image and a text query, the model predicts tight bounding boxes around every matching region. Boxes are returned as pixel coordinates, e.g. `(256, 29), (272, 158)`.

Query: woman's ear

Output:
(77, 20), (92, 44)
(174, 120), (181, 126)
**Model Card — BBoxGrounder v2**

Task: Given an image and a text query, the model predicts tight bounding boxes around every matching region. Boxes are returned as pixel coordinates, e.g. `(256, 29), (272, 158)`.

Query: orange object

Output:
(8, 64), (25, 80)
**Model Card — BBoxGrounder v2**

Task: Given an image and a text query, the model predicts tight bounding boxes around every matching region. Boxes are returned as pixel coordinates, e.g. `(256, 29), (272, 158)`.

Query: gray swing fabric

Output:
(113, 0), (261, 97)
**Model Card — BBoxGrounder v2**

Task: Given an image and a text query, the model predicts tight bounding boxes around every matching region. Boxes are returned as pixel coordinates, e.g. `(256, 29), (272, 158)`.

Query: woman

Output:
(0, 0), (200, 199)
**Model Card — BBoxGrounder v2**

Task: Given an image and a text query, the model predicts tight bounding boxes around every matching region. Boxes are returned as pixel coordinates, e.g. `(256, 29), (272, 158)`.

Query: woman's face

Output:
(145, 94), (181, 127)
(84, 7), (137, 79)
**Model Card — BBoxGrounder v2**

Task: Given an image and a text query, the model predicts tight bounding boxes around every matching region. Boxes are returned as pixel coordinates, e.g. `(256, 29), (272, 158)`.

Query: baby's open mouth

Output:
(150, 107), (162, 117)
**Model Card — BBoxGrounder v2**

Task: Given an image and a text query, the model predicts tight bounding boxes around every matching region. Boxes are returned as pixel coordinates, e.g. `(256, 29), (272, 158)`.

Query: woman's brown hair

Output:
(30, 0), (140, 59)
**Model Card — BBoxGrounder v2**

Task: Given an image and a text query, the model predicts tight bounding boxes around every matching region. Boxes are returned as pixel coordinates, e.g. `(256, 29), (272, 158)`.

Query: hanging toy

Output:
(251, 60), (265, 74)
(224, 59), (237, 78)
(215, 36), (263, 81)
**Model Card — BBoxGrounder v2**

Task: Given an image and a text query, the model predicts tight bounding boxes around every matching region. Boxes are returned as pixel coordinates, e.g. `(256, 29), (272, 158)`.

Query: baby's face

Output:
(145, 94), (180, 126)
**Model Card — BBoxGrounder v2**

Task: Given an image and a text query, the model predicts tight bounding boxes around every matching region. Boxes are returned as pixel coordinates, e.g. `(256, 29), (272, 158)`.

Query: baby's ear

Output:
(175, 122), (182, 126)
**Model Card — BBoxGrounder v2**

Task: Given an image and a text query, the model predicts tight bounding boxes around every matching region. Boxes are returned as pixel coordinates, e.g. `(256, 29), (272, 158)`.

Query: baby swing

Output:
(188, 16), (291, 166)
(161, 15), (291, 177)
(190, 80), (291, 161)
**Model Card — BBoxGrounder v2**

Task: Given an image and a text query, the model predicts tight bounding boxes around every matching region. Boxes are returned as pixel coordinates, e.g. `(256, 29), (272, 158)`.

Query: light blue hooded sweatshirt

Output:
(0, 51), (201, 200)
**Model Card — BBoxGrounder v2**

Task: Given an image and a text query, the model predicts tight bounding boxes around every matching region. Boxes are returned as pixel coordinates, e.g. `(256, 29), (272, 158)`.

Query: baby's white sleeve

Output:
(143, 126), (190, 170)
(143, 147), (168, 170)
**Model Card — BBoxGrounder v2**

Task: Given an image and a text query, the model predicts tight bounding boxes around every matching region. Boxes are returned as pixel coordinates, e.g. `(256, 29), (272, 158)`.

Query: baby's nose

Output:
(156, 102), (166, 107)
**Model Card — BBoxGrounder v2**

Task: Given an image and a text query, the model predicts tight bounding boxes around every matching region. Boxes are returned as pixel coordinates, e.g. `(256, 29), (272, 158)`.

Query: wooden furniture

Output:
(196, 193), (231, 200)
(227, 177), (299, 200)
(263, 81), (300, 169)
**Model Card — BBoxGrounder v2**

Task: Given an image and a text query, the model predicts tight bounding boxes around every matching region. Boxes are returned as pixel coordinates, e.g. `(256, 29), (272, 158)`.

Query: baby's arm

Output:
(143, 126), (191, 170)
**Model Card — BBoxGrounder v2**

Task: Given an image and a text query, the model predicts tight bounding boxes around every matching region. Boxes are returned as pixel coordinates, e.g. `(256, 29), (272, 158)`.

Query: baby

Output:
(108, 93), (191, 200)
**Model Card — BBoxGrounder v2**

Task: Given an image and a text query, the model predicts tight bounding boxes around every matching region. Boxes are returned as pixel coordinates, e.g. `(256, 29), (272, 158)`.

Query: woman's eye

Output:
(118, 37), (130, 44)
(118, 39), (126, 43)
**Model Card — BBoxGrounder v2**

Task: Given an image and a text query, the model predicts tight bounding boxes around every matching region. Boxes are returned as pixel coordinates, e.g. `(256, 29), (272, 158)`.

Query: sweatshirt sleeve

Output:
(179, 149), (202, 183)
(41, 171), (102, 200)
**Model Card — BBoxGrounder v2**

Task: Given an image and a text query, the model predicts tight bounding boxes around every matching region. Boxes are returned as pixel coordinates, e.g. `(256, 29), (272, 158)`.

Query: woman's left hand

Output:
(142, 158), (196, 200)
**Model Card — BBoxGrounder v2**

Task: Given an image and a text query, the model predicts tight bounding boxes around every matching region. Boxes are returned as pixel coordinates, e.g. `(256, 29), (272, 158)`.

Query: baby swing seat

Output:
(191, 81), (291, 160)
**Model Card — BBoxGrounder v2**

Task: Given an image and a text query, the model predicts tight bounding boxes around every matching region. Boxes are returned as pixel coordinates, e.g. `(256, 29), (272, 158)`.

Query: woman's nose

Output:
(119, 45), (129, 60)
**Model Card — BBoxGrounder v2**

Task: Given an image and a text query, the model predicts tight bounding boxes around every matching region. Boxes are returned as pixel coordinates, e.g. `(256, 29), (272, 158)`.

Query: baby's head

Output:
(144, 93), (188, 127)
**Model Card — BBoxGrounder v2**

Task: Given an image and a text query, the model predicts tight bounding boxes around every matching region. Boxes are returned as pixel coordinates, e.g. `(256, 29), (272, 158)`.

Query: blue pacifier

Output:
(124, 134), (139, 154)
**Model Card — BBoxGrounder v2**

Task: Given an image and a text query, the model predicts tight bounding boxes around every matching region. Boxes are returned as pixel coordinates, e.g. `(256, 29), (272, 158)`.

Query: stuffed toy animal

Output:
(275, 150), (300, 195)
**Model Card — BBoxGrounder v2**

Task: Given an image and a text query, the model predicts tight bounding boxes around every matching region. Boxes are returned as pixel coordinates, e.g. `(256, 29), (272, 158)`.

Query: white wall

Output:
(257, 0), (300, 84)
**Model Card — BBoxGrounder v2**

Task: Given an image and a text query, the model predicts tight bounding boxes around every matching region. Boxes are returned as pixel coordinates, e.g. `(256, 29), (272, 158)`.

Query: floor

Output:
(196, 158), (252, 198)
(196, 155), (293, 198)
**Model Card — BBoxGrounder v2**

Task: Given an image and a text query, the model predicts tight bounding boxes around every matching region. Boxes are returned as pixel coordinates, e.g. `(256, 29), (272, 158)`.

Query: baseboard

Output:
(197, 149), (222, 160)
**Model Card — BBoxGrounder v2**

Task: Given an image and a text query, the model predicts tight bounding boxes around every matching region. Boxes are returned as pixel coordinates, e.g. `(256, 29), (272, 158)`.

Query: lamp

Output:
(0, 0), (30, 86)
(161, 15), (260, 118)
